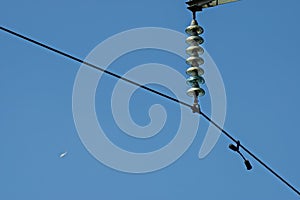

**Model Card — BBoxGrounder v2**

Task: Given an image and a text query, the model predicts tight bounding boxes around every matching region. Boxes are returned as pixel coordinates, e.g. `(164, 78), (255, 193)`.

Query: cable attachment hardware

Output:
(191, 95), (201, 113)
(229, 141), (252, 170)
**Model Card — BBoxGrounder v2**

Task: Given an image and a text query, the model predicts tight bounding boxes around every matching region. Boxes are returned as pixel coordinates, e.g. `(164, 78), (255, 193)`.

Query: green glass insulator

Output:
(186, 76), (205, 87)
(186, 78), (199, 87)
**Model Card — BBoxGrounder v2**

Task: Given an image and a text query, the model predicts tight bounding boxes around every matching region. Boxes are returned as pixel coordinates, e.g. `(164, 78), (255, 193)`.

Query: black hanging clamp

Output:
(229, 141), (252, 170)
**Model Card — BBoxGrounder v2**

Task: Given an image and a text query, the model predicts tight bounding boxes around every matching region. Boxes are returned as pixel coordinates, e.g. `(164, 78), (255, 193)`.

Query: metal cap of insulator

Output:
(186, 66), (204, 76)
(187, 87), (205, 97)
(186, 56), (204, 67)
(185, 19), (204, 36)
(186, 35), (204, 46)
(186, 45), (204, 56)
(186, 76), (205, 86)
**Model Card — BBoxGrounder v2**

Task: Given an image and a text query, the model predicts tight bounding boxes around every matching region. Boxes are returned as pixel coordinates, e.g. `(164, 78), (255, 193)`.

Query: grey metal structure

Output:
(186, 0), (238, 13)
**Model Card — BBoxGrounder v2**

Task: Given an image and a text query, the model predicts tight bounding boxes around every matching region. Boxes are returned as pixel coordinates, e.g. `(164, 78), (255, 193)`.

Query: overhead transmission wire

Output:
(1, 26), (299, 196)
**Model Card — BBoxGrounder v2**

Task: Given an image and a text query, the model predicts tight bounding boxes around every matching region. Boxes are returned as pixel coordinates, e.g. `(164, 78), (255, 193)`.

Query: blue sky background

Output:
(1, 0), (300, 199)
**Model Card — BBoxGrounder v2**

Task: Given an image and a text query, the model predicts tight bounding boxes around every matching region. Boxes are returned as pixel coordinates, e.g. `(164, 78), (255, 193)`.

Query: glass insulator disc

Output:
(186, 56), (204, 67)
(186, 87), (205, 97)
(186, 46), (204, 56)
(186, 66), (204, 76)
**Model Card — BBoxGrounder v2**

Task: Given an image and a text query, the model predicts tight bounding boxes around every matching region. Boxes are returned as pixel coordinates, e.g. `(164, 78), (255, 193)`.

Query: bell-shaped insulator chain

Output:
(185, 19), (205, 99)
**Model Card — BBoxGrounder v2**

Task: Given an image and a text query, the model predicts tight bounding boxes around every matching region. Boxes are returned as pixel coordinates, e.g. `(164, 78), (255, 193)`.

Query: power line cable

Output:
(1, 26), (299, 196)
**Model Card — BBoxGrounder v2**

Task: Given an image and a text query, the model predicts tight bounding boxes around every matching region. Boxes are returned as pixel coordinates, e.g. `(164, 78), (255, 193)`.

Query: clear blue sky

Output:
(1, 0), (300, 199)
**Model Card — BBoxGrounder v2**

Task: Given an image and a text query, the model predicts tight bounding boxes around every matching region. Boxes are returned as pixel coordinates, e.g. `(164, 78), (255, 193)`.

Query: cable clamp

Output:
(229, 140), (252, 170)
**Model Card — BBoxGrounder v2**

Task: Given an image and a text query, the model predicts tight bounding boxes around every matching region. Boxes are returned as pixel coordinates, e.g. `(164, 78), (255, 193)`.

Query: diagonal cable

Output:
(1, 26), (299, 196)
